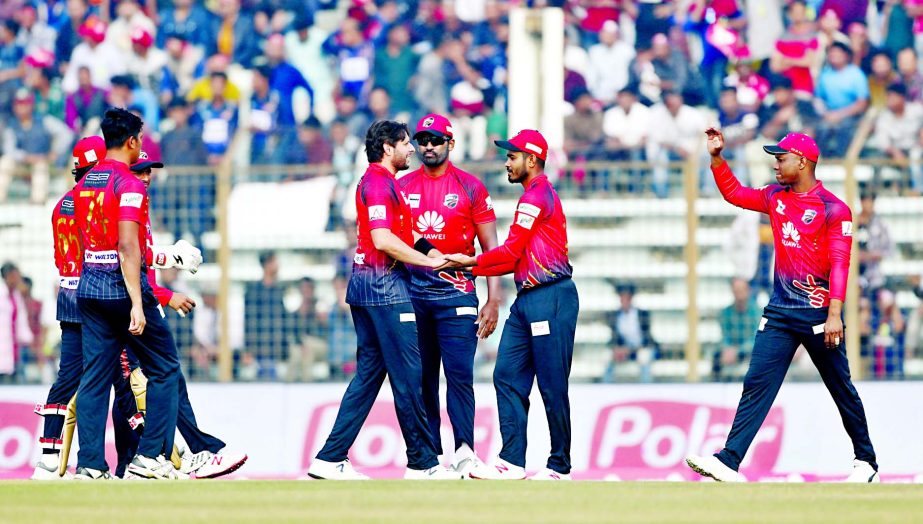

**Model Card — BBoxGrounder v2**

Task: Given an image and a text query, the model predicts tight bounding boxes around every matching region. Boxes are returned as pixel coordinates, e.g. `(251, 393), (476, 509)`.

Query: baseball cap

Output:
(130, 151), (164, 172)
(78, 16), (107, 43)
(13, 88), (34, 104)
(72, 136), (106, 171)
(413, 113), (454, 139)
(763, 132), (820, 163)
(130, 27), (153, 48)
(24, 48), (55, 68)
(495, 129), (548, 161)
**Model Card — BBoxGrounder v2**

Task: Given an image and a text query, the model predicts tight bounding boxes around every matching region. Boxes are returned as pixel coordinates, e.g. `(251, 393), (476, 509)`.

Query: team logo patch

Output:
(120, 192), (144, 208)
(775, 200), (786, 215)
(781, 221), (801, 246)
(842, 221), (853, 236)
(354, 253), (365, 265)
(801, 209), (817, 224)
(485, 196), (493, 210)
(444, 194), (458, 209)
(82, 172), (110, 188)
(407, 194), (421, 209)
(515, 214), (535, 230)
(417, 211), (445, 233)
(369, 205), (386, 222)
(60, 197), (75, 215)
(422, 117), (435, 128)
(439, 271), (474, 293)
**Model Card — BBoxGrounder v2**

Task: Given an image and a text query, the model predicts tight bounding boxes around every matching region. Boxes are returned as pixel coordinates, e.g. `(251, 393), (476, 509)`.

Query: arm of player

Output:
(371, 228), (446, 268)
(118, 220), (146, 336)
(475, 198), (544, 271)
(475, 220), (501, 339)
(706, 127), (770, 213)
(824, 206), (852, 348)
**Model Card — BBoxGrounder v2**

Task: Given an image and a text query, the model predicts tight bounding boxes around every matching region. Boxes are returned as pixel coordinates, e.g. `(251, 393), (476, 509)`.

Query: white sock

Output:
(454, 443), (474, 464)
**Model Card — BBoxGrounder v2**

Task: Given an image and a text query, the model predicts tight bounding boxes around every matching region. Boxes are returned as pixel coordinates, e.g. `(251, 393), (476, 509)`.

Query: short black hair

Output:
(22, 276), (32, 289)
(829, 41), (854, 59)
(110, 74), (136, 89)
(886, 82), (908, 97)
(770, 75), (793, 90)
(365, 120), (410, 163)
(100, 107), (144, 150)
(0, 261), (17, 278)
(258, 250), (276, 267)
(300, 276), (315, 285)
(303, 115), (322, 129)
(210, 71), (228, 81)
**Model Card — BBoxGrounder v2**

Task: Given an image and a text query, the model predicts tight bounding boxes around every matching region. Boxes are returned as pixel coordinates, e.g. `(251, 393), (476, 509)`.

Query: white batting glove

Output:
(151, 240), (204, 274)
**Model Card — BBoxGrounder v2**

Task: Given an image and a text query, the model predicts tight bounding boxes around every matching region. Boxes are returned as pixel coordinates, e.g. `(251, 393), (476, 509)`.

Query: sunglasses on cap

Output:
(416, 136), (446, 147)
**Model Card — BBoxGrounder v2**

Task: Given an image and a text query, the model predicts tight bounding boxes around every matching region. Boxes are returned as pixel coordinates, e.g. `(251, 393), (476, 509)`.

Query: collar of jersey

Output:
(367, 163), (395, 178)
(525, 174), (548, 190)
(788, 180), (823, 196)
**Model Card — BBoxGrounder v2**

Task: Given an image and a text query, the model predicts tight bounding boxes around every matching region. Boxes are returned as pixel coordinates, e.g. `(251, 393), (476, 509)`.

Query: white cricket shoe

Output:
(126, 454), (179, 480)
(453, 455), (486, 478)
(74, 467), (112, 480)
(685, 455), (744, 483)
(468, 458), (527, 480)
(31, 454), (70, 480)
(404, 465), (464, 480)
(191, 450), (248, 479)
(307, 459), (370, 480)
(844, 460), (880, 483)
(529, 468), (572, 481)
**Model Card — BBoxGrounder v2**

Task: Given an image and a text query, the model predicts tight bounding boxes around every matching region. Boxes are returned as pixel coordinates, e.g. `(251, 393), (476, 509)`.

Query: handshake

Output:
(426, 253), (477, 270)
(151, 239), (204, 274)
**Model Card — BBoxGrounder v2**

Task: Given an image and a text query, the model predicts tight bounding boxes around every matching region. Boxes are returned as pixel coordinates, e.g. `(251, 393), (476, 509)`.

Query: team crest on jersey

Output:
(801, 209), (817, 224)
(60, 197), (75, 215)
(444, 194), (459, 209)
(775, 200), (786, 215)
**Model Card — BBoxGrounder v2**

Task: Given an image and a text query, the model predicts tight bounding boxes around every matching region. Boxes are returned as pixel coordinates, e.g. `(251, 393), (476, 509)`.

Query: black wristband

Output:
(414, 237), (436, 255)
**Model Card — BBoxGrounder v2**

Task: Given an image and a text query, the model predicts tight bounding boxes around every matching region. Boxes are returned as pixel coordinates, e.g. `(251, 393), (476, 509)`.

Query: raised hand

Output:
(705, 127), (725, 157)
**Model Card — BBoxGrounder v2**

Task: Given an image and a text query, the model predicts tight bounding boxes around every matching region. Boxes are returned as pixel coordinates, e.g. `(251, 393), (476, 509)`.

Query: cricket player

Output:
(307, 120), (461, 480)
(111, 152), (247, 479)
(72, 108), (181, 480)
(686, 129), (878, 483)
(445, 130), (579, 481)
(398, 114), (500, 475)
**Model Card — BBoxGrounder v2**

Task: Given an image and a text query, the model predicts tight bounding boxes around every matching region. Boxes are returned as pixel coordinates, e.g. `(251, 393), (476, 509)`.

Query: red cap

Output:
(78, 16), (107, 43)
(414, 113), (454, 139)
(72, 136), (106, 171)
(25, 49), (55, 68)
(763, 132), (820, 163)
(495, 129), (548, 161)
(130, 27), (153, 48)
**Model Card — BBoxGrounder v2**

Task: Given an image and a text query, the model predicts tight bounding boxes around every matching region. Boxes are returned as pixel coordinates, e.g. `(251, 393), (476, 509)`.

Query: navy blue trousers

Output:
(40, 322), (83, 441)
(716, 305), (878, 471)
(76, 292), (180, 471)
(413, 294), (479, 454)
(494, 279), (578, 474)
(316, 303), (438, 470)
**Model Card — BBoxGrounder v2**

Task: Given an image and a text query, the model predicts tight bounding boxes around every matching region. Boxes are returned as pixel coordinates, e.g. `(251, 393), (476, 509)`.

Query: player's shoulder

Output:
(451, 165), (489, 192)
(817, 186), (850, 217)
(397, 168), (422, 188)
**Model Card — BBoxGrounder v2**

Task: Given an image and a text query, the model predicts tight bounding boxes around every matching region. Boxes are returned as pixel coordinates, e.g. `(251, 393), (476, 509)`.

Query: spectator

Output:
(333, 92), (368, 140)
(0, 262), (32, 380)
(770, 0), (820, 99)
(819, 0), (869, 29)
(896, 47), (923, 103)
(157, 267), (196, 371)
(635, 0), (674, 49)
(373, 23), (418, 115)
(264, 32), (314, 127)
(744, 0), (785, 62)
(63, 65), (105, 133)
(847, 21), (876, 73)
(603, 86), (650, 193)
(191, 288), (219, 379)
(329, 117), (361, 189)
(758, 75), (819, 141)
(55, 0), (89, 74)
(904, 274), (923, 359)
(650, 32), (690, 99)
(15, 4), (57, 56)
(249, 65), (280, 164)
(25, 59), (65, 122)
(725, 61), (771, 113)
(0, 19), (25, 115)
(160, 31), (206, 106)
(126, 27), (167, 94)
(156, 0), (217, 51)
(365, 86), (394, 122)
(585, 20), (634, 105)
(881, 1), (915, 59)
(868, 288), (905, 379)
(285, 13), (336, 123)
(108, 74), (159, 132)
(105, 0), (155, 54)
(602, 282), (658, 383)
(299, 116), (333, 165)
(19, 276), (46, 380)
(815, 42), (869, 157)
(61, 16), (126, 93)
(213, 0), (261, 67)
(813, 7), (848, 67)
(718, 86), (759, 182)
(0, 89), (72, 203)
(687, 0), (746, 108)
(161, 97), (208, 166)
(325, 273), (356, 381)
(714, 278), (762, 381)
(867, 51), (899, 109)
(870, 83), (923, 192)
(290, 277), (324, 381)
(646, 90), (707, 197)
(186, 54), (241, 103)
(856, 190), (894, 295)
(243, 251), (290, 380)
(413, 34), (450, 115)
(196, 71), (239, 165)
(323, 17), (374, 103)
(627, 42), (661, 104)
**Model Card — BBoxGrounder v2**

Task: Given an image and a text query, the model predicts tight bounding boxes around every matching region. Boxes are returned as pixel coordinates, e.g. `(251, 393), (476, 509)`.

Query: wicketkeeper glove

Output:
(151, 239), (203, 274)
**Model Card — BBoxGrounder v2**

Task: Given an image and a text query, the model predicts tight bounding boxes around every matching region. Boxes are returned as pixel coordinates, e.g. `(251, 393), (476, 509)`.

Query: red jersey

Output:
(399, 162), (495, 299)
(51, 190), (82, 323)
(74, 159), (150, 300)
(346, 163), (414, 306)
(774, 33), (819, 95)
(474, 175), (573, 293)
(713, 161), (852, 308)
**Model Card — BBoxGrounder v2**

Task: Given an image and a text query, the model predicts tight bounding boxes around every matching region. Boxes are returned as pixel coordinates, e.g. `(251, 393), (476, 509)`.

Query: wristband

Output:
(414, 237), (436, 255)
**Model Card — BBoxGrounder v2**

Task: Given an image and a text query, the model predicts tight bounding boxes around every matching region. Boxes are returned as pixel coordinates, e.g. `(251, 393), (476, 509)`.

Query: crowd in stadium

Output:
(2, 0), (923, 383)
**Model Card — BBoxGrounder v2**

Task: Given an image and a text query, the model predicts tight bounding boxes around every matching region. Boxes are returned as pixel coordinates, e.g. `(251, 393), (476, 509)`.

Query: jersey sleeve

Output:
(362, 178), (397, 230)
(712, 160), (771, 213)
(477, 190), (545, 269)
(470, 180), (496, 225)
(147, 266), (174, 307)
(472, 261), (517, 277)
(115, 175), (148, 224)
(826, 203), (853, 302)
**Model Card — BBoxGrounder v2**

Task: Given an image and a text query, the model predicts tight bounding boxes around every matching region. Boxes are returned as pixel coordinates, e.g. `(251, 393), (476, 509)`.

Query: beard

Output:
(420, 148), (449, 167)
(507, 167), (525, 184)
(394, 152), (412, 171)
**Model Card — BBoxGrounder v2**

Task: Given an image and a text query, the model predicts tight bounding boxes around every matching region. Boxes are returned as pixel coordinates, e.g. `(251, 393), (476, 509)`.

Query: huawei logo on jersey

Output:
(417, 211), (445, 238)
(781, 221), (801, 248)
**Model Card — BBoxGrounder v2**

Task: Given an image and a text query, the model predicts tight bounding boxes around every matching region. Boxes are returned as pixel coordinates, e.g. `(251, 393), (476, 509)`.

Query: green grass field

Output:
(3, 481), (922, 523)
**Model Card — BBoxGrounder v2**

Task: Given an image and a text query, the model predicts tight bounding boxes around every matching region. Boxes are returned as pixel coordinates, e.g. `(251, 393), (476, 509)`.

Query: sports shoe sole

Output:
(686, 457), (723, 482)
(195, 454), (248, 479)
